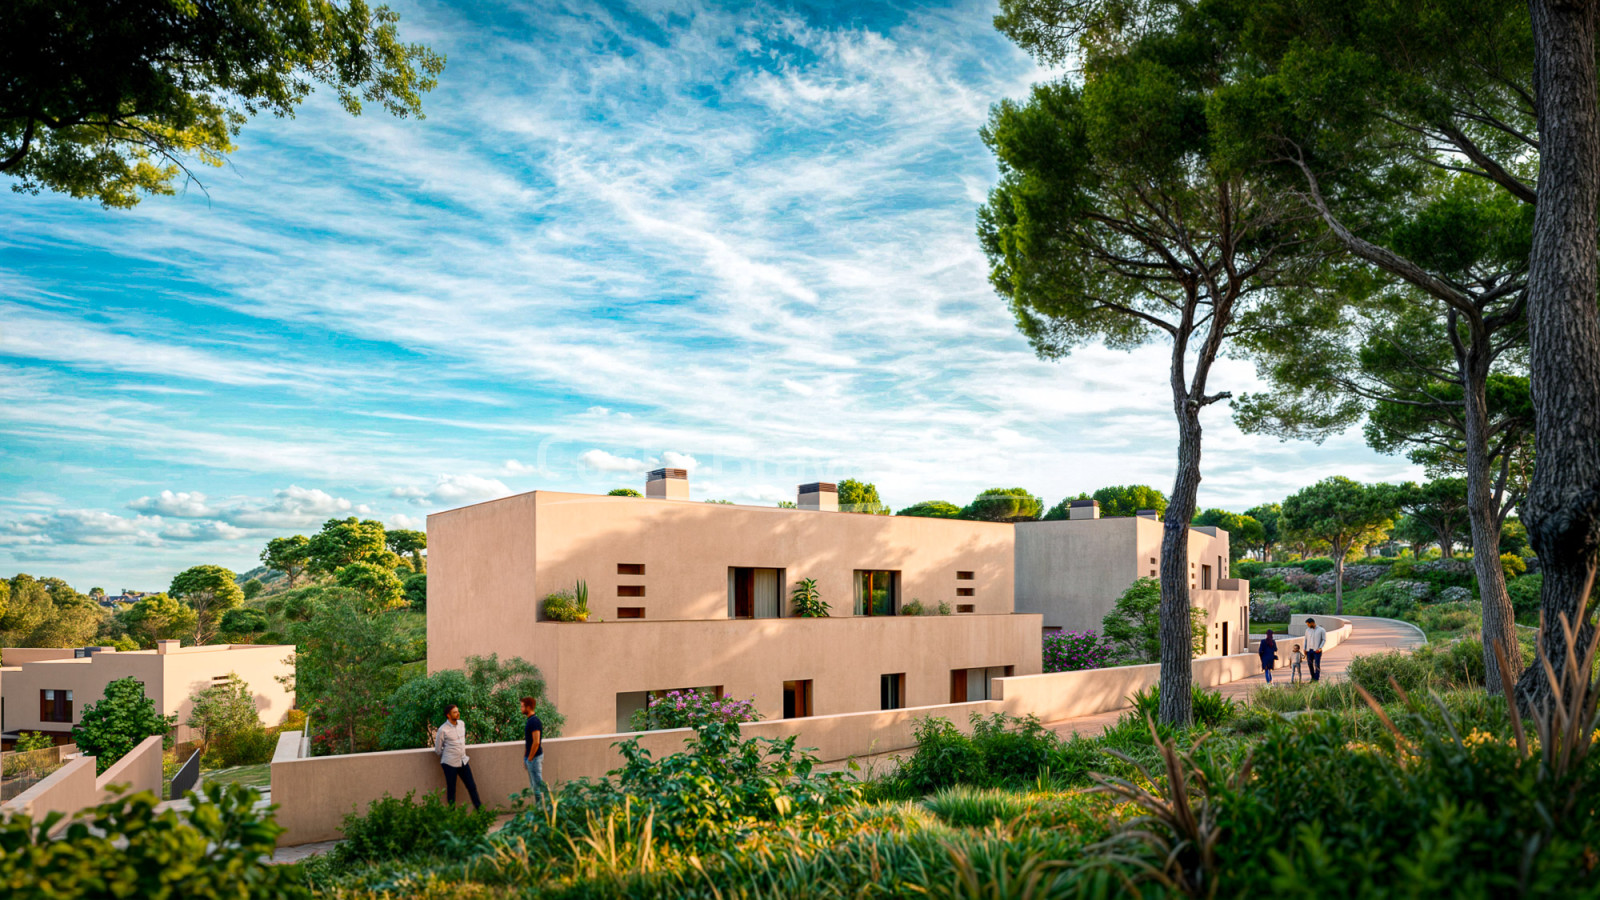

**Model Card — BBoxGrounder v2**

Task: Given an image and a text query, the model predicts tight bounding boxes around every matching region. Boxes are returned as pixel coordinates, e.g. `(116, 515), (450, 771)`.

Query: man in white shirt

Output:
(1303, 618), (1328, 682)
(434, 703), (482, 809)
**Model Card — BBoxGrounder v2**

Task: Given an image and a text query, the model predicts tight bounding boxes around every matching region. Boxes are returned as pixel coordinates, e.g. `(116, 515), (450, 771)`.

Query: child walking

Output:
(1290, 644), (1304, 684)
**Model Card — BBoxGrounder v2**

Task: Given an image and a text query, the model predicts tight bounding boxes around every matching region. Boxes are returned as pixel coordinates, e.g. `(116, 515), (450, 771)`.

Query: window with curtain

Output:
(853, 570), (899, 616)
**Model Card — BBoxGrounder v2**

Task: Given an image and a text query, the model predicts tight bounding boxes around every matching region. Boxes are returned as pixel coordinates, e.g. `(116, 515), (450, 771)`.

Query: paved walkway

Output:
(1046, 615), (1427, 738)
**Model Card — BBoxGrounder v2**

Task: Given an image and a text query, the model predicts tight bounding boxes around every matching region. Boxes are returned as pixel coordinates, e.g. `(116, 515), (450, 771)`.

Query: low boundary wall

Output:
(1, 735), (164, 828)
(270, 624), (1359, 846)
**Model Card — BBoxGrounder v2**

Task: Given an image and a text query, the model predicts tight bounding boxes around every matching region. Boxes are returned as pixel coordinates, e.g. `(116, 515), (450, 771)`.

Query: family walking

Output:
(432, 697), (549, 809)
(1257, 617), (1328, 685)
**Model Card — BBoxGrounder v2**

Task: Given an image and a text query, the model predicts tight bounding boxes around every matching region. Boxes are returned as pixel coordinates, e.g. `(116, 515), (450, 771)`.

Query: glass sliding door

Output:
(853, 570), (899, 616)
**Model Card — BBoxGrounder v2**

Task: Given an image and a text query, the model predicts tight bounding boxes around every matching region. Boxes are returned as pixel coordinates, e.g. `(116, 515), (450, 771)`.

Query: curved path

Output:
(1046, 615), (1427, 738)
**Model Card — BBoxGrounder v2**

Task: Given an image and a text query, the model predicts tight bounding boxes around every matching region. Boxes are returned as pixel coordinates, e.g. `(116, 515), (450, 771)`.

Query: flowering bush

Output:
(629, 690), (761, 731)
(1042, 630), (1117, 672)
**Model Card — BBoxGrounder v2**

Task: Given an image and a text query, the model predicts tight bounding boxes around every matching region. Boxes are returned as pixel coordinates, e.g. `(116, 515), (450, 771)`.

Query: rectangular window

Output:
(782, 680), (813, 718)
(728, 567), (783, 618)
(956, 571), (974, 580)
(853, 570), (900, 616)
(618, 585), (645, 597)
(951, 666), (1013, 702)
(1201, 565), (1213, 590)
(617, 607), (645, 619)
(956, 604), (975, 613)
(617, 563), (645, 575)
(955, 587), (974, 597)
(39, 689), (73, 723)
(880, 673), (906, 710)
(1149, 569), (1157, 577)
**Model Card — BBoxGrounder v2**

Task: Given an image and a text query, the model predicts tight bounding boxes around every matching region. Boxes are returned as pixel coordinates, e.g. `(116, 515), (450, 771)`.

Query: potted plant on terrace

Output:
(542, 579), (590, 622)
(790, 578), (829, 618)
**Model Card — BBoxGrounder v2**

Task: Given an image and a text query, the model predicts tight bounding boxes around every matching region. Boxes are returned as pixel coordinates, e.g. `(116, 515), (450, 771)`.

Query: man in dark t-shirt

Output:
(520, 696), (547, 803)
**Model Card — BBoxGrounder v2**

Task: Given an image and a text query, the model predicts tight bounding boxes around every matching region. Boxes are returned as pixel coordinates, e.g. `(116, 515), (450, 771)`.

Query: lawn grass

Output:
(1251, 621), (1289, 633)
(202, 763), (271, 791)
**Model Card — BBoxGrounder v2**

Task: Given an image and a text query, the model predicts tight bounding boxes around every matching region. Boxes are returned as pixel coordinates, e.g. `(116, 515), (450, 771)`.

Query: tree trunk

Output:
(1460, 346), (1522, 688)
(1518, 0), (1600, 708)
(1333, 547), (1345, 615)
(1159, 400), (1203, 727)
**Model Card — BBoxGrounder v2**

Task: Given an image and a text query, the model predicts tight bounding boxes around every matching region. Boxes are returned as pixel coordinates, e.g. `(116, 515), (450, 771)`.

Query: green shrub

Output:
(1499, 552), (1527, 580)
(73, 677), (174, 774)
(330, 790), (495, 869)
(498, 720), (859, 857)
(628, 689), (760, 731)
(0, 784), (305, 899)
(1128, 684), (1237, 729)
(1297, 557), (1336, 575)
(1508, 573), (1543, 618)
(1289, 594), (1336, 616)
(1347, 639), (1485, 703)
(211, 725), (277, 768)
(1388, 557), (1416, 579)
(13, 731), (52, 753)
(1233, 559), (1265, 581)
(900, 598), (926, 616)
(379, 654), (562, 751)
(542, 585), (589, 622)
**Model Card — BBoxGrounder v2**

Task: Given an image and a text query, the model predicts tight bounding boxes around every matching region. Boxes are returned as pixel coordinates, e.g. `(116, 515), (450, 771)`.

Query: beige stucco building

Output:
(429, 472), (1249, 738)
(429, 472), (1042, 735)
(1015, 500), (1249, 656)
(0, 642), (295, 747)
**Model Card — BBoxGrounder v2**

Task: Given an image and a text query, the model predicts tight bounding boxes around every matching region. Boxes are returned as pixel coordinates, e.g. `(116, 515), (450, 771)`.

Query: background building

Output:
(0, 642), (295, 747)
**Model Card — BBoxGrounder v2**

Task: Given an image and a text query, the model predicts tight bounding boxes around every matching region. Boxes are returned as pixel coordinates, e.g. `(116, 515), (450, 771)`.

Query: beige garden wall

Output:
(1, 735), (163, 828)
(269, 627), (1356, 846)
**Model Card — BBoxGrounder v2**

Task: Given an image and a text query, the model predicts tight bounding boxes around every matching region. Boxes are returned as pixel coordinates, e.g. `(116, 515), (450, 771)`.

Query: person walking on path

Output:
(1303, 618), (1328, 682)
(521, 696), (547, 804)
(1290, 644), (1303, 683)
(434, 703), (482, 810)
(1258, 629), (1279, 684)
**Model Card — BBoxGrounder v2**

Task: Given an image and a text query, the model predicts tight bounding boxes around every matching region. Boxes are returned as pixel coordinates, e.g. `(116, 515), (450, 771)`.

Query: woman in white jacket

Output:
(434, 703), (482, 809)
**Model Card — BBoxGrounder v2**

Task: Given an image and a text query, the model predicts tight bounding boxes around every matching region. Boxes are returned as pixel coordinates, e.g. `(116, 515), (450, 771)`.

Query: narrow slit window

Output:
(617, 607), (645, 619)
(956, 604), (975, 613)
(617, 563), (645, 575)
(618, 585), (645, 597)
(956, 587), (974, 597)
(956, 571), (974, 580)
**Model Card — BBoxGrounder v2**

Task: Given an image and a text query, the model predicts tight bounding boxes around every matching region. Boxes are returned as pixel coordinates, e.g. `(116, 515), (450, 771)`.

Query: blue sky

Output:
(0, 0), (1416, 590)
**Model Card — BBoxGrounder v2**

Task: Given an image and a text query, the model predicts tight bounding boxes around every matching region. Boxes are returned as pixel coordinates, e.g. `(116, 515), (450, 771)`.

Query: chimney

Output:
(1137, 509), (1159, 519)
(1068, 499), (1100, 520)
(645, 468), (690, 500)
(156, 639), (180, 655)
(798, 482), (839, 511)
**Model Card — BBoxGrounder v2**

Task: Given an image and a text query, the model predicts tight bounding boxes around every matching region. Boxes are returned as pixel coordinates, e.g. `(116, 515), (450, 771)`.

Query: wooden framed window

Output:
(956, 587), (974, 597)
(618, 585), (645, 597)
(956, 603), (975, 613)
(853, 570), (900, 616)
(617, 563), (645, 575)
(782, 680), (813, 718)
(880, 673), (906, 710)
(956, 571), (974, 580)
(39, 689), (73, 723)
(617, 607), (645, 619)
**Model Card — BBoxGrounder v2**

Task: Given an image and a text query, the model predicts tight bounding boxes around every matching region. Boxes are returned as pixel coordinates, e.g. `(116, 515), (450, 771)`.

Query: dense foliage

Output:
(0, 784), (302, 899)
(1042, 629), (1117, 672)
(1100, 578), (1207, 663)
(628, 689), (760, 731)
(329, 791), (495, 870)
(72, 677), (174, 774)
(378, 654), (562, 750)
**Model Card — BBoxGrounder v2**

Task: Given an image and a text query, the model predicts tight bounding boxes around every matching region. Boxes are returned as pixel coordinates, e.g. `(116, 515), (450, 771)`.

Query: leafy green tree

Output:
(385, 529), (427, 572)
(1499, 518), (1531, 557)
(334, 561), (405, 611)
(306, 518), (396, 576)
(23, 589), (103, 649)
(3, 0), (444, 208)
(241, 579), (265, 601)
(608, 488), (643, 497)
(72, 677), (173, 774)
(1099, 578), (1207, 664)
(287, 591), (407, 755)
(378, 654), (563, 750)
(959, 488), (1043, 523)
(0, 575), (53, 645)
(1243, 503), (1282, 560)
(402, 572), (427, 611)
(120, 593), (198, 647)
(836, 479), (888, 515)
(1398, 478), (1473, 559)
(260, 535), (311, 588)
(1091, 486), (1168, 519)
(1281, 477), (1401, 613)
(980, 13), (1311, 724)
(1192, 510), (1265, 562)
(218, 607), (268, 636)
(896, 500), (962, 519)
(185, 673), (259, 758)
(169, 565), (244, 645)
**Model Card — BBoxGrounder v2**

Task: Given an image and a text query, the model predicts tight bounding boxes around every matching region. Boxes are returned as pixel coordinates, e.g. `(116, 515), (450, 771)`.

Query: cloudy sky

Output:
(0, 0), (1415, 590)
